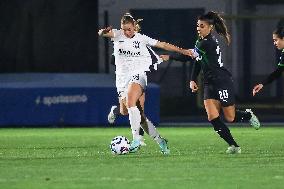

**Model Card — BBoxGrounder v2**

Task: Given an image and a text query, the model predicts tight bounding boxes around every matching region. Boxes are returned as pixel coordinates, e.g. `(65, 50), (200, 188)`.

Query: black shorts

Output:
(203, 79), (235, 107)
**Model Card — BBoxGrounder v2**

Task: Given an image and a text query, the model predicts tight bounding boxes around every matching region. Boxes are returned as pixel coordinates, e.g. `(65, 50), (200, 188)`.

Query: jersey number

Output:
(218, 90), (228, 102)
(132, 74), (139, 81)
(216, 45), (223, 67)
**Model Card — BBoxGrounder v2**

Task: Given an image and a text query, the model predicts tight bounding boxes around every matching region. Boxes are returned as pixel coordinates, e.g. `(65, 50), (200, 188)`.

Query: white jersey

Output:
(112, 29), (162, 75)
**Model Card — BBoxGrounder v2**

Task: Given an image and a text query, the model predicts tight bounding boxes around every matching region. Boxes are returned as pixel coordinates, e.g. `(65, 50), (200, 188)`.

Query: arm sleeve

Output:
(141, 34), (158, 46)
(262, 66), (284, 85)
(190, 60), (201, 82)
(169, 53), (192, 62)
(111, 29), (121, 41)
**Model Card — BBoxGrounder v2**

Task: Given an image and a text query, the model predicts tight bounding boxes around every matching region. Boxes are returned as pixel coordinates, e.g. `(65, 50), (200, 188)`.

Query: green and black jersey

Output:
(262, 49), (284, 85)
(191, 33), (231, 84)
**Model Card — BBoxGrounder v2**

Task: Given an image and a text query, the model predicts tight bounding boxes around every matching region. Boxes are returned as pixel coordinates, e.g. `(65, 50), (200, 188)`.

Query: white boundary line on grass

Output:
(160, 122), (284, 127)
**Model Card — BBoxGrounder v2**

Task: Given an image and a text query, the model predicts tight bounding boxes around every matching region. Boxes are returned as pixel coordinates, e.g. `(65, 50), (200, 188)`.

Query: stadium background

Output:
(0, 0), (284, 126)
(1, 1), (284, 189)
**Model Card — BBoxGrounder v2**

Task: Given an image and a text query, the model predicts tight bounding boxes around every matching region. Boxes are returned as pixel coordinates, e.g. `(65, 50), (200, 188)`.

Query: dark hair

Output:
(273, 26), (284, 39)
(198, 11), (230, 44)
(121, 13), (143, 32)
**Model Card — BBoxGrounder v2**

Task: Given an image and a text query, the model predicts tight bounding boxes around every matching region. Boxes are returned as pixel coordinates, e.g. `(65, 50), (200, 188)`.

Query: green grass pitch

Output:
(0, 126), (284, 189)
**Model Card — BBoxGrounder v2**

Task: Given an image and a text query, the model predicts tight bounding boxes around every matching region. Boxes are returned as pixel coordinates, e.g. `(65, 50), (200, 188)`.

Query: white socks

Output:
(128, 106), (162, 144)
(145, 118), (162, 143)
(127, 106), (141, 141)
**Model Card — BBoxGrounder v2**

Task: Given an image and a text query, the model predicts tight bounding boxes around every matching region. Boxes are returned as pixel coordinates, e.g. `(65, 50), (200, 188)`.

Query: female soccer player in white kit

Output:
(98, 13), (191, 154)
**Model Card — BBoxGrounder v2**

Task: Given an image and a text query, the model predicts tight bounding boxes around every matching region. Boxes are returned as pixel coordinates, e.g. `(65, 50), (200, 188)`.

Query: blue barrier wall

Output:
(0, 74), (160, 126)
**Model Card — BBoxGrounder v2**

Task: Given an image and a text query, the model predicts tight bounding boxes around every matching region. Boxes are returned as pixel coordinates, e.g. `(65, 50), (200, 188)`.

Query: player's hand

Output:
(189, 81), (198, 92)
(252, 84), (263, 96)
(182, 49), (193, 57)
(98, 26), (112, 36)
(159, 55), (170, 61)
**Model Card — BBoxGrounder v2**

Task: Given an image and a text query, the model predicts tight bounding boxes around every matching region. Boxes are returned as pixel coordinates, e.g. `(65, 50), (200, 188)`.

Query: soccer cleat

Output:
(226, 145), (241, 154)
(158, 138), (170, 155)
(136, 135), (146, 146)
(129, 140), (141, 153)
(139, 137), (147, 146)
(107, 105), (118, 124)
(245, 109), (261, 130)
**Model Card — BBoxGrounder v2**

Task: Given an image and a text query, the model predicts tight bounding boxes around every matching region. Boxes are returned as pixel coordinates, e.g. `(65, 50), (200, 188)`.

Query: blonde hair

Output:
(121, 13), (143, 32)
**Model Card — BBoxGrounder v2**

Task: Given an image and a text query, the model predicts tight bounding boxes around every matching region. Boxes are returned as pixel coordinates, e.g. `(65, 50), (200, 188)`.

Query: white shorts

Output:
(116, 72), (147, 99)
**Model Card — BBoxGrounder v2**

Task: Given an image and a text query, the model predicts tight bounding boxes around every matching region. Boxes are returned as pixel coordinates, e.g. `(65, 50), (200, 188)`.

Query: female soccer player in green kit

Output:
(253, 27), (284, 96)
(161, 11), (261, 154)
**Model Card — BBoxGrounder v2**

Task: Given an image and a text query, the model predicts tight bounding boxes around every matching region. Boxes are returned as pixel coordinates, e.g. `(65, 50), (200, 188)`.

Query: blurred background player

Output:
(253, 26), (284, 96)
(98, 13), (191, 154)
(161, 11), (260, 154)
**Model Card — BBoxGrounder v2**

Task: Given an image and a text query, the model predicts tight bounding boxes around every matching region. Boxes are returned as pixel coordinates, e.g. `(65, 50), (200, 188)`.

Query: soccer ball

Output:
(110, 136), (130, 155)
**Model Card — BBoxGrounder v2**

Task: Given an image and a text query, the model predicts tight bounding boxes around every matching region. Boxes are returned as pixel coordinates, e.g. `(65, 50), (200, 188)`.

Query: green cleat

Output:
(158, 138), (170, 155)
(129, 140), (141, 153)
(226, 145), (241, 154)
(246, 109), (261, 130)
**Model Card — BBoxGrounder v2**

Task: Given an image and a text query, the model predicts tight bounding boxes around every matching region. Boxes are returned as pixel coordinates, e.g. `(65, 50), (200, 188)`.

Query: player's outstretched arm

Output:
(253, 66), (284, 96)
(155, 42), (192, 56)
(160, 53), (193, 63)
(252, 84), (263, 96)
(98, 26), (114, 38)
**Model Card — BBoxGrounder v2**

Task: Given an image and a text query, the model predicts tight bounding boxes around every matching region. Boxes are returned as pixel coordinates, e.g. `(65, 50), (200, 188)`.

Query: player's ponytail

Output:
(273, 26), (284, 39)
(135, 18), (143, 32)
(199, 11), (231, 45)
(121, 13), (143, 32)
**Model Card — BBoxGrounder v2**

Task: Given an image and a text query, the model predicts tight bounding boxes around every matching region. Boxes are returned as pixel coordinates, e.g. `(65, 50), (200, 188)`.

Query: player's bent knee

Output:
(225, 116), (235, 123)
